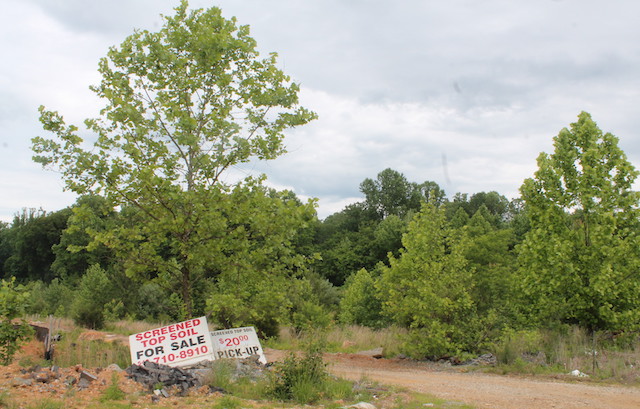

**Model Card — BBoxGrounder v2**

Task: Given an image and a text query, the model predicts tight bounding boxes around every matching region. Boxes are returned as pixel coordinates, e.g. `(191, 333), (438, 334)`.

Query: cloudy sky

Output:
(2, 0), (640, 222)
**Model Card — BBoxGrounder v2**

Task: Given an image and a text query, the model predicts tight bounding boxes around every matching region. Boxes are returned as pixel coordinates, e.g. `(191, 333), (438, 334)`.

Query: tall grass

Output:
(52, 329), (131, 368)
(104, 320), (165, 336)
(267, 325), (407, 357)
(493, 326), (640, 383)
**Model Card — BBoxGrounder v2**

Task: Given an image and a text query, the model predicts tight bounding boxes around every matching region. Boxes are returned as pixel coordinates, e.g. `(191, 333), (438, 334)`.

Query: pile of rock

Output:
(125, 361), (201, 396)
(125, 355), (269, 398)
(463, 353), (497, 366)
(12, 364), (100, 392)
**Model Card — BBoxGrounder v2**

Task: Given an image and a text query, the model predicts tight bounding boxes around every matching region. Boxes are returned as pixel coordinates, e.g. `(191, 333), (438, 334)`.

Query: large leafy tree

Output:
(32, 1), (316, 316)
(463, 207), (518, 320)
(51, 195), (116, 281)
(518, 112), (640, 332)
(2, 208), (71, 282)
(360, 168), (445, 219)
(379, 203), (478, 358)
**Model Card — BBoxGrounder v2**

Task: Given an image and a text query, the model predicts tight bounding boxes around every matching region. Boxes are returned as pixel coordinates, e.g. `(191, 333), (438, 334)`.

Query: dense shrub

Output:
(70, 265), (118, 329)
(268, 343), (328, 403)
(0, 279), (32, 364)
(26, 279), (73, 317)
(339, 268), (385, 328)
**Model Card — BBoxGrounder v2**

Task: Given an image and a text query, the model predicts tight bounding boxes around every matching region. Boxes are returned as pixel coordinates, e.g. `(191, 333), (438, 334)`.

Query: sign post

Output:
(129, 316), (214, 367)
(210, 326), (267, 364)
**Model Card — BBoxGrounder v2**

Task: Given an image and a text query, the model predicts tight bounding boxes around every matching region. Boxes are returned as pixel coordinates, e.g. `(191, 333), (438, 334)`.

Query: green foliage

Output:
(204, 186), (322, 336)
(266, 340), (362, 404)
(26, 400), (64, 409)
(360, 168), (445, 219)
(444, 191), (510, 229)
(0, 390), (11, 408)
(205, 358), (269, 400)
(212, 396), (242, 409)
(208, 272), (331, 338)
(52, 329), (131, 368)
(26, 279), (73, 317)
(134, 282), (183, 322)
(339, 268), (385, 328)
(304, 271), (340, 311)
(313, 170), (440, 286)
(0, 279), (32, 365)
(379, 203), (479, 359)
(70, 265), (118, 329)
(288, 279), (333, 334)
(101, 373), (126, 402)
(51, 195), (116, 281)
(314, 216), (379, 285)
(268, 343), (328, 403)
(464, 210), (518, 319)
(493, 328), (546, 365)
(33, 1), (316, 317)
(372, 214), (407, 261)
(518, 112), (640, 332)
(208, 276), (291, 338)
(1, 208), (71, 282)
(489, 326), (640, 382)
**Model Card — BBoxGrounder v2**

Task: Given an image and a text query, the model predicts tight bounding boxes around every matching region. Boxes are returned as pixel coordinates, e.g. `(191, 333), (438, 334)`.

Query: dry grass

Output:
(104, 319), (165, 336)
(493, 327), (640, 383)
(267, 325), (407, 357)
(52, 328), (131, 368)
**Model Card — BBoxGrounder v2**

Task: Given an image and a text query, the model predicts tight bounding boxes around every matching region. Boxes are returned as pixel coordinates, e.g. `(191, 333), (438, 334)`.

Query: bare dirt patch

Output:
(323, 351), (640, 409)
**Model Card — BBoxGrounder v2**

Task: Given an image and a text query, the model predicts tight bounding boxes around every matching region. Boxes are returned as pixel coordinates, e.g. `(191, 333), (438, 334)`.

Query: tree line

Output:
(0, 1), (638, 359)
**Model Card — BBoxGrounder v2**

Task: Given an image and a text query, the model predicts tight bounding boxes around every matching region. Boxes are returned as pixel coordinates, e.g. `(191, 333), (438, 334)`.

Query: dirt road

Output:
(323, 353), (640, 409)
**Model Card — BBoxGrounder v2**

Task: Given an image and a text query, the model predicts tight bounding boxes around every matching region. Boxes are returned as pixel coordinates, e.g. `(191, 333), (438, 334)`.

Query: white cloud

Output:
(2, 0), (640, 222)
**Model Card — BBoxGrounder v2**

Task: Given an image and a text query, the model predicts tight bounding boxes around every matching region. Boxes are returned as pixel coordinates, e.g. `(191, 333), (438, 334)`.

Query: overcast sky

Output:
(2, 0), (640, 222)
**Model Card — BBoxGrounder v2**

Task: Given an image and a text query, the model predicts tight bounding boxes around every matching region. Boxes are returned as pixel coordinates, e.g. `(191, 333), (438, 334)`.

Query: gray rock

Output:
(356, 347), (384, 359)
(346, 402), (377, 409)
(153, 388), (170, 397)
(12, 377), (33, 387)
(107, 364), (123, 372)
(80, 370), (98, 383)
(77, 378), (91, 390)
(63, 376), (77, 387)
(464, 353), (497, 366)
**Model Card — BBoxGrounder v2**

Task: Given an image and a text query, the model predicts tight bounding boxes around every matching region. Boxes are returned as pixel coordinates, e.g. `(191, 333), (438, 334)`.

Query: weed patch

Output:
(51, 329), (130, 368)
(101, 373), (126, 402)
(491, 327), (640, 383)
(268, 344), (328, 403)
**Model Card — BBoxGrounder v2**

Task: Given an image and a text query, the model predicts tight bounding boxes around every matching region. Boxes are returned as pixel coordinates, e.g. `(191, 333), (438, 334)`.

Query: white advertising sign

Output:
(210, 326), (267, 364)
(129, 316), (214, 367)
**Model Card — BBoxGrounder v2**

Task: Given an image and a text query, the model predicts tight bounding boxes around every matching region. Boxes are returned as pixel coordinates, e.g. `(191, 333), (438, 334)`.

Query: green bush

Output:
(26, 279), (73, 317)
(339, 268), (385, 328)
(101, 373), (126, 401)
(0, 278), (32, 365)
(268, 343), (328, 404)
(494, 328), (545, 365)
(286, 278), (334, 335)
(212, 396), (242, 409)
(207, 279), (291, 338)
(70, 264), (117, 329)
(135, 283), (182, 322)
(26, 398), (64, 409)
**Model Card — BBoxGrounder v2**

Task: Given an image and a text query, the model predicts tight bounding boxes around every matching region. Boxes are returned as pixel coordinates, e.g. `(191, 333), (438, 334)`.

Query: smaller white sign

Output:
(210, 326), (267, 364)
(129, 316), (214, 367)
